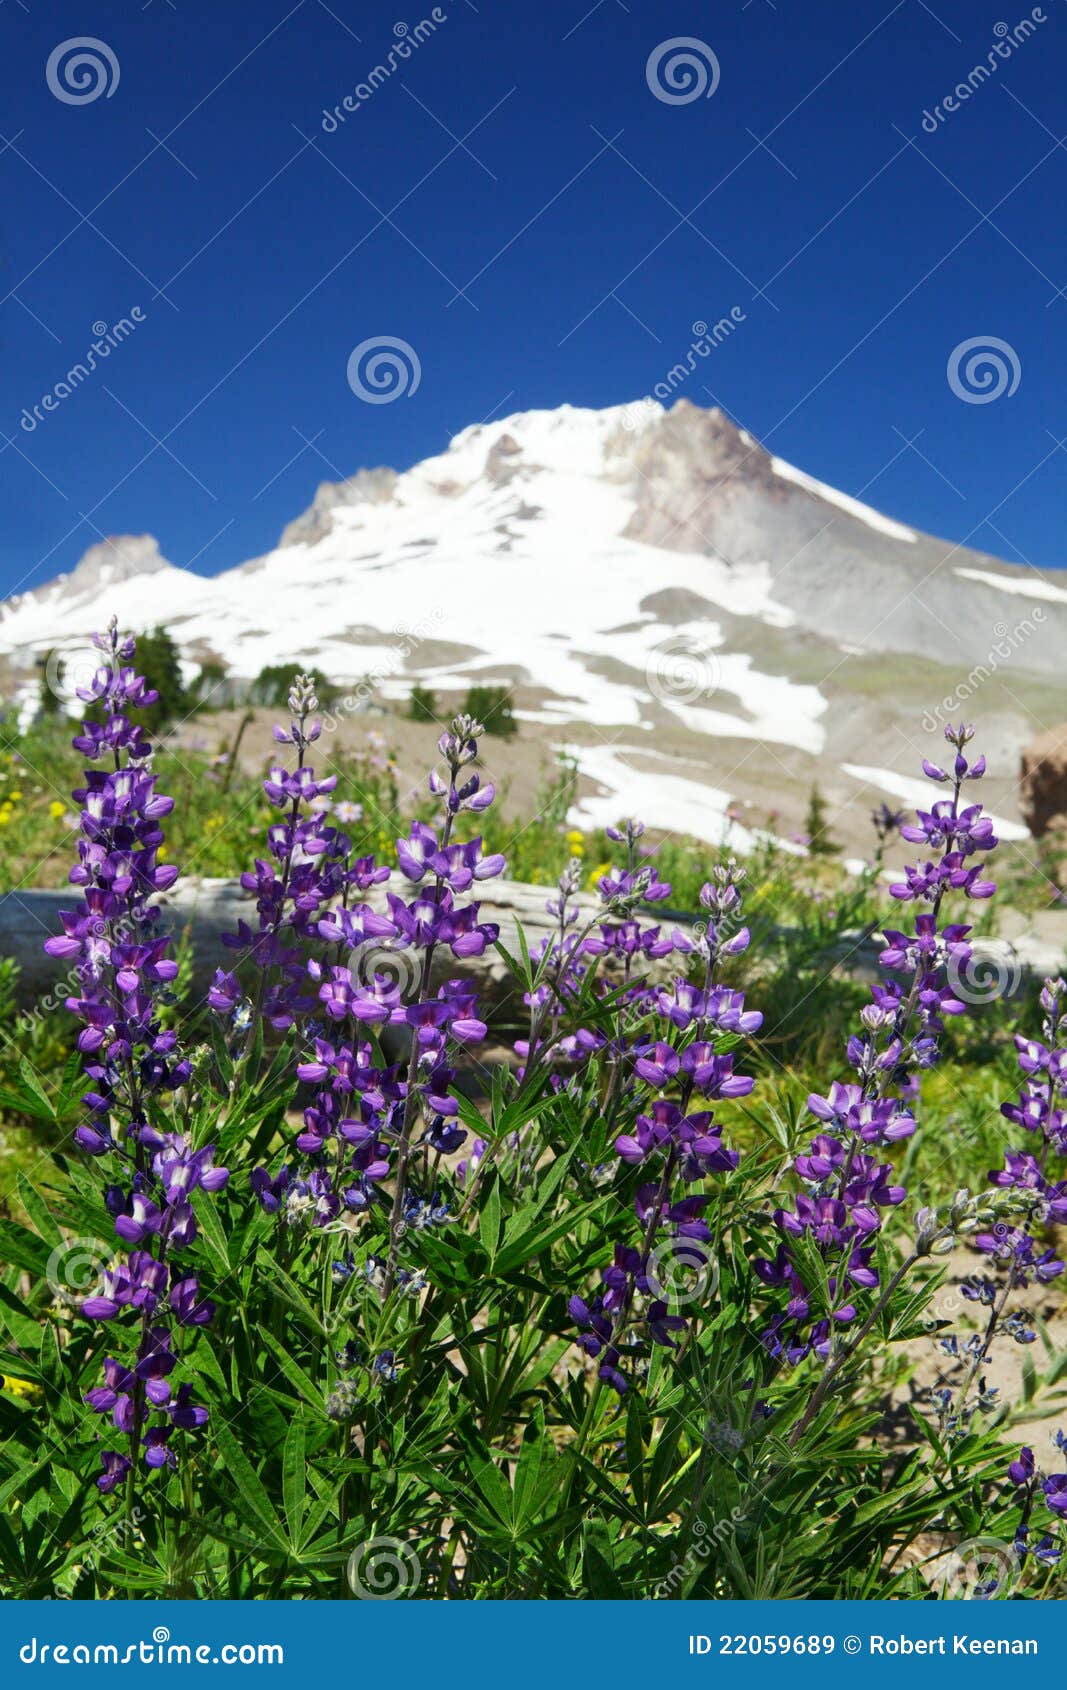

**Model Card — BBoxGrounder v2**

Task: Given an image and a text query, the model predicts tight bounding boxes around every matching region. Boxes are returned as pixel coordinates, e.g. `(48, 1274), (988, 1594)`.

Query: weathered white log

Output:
(0, 878), (1055, 1013)
(0, 877), (618, 1015)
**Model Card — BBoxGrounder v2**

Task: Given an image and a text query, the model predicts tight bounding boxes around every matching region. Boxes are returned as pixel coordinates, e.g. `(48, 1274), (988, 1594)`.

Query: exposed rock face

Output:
(0, 399), (1057, 847)
(1020, 725), (1067, 837)
(278, 467), (398, 548)
(66, 534), (171, 588)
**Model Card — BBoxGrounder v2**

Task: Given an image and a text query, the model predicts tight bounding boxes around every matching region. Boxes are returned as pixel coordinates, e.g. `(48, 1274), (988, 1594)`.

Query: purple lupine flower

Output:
(757, 726), (998, 1368)
(45, 622), (223, 1478)
(570, 861), (759, 1394)
(932, 976), (1067, 1441)
(218, 673), (381, 1033)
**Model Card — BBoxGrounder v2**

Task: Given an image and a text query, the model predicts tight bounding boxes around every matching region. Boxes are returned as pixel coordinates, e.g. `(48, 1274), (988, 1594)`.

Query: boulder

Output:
(1020, 724), (1067, 838)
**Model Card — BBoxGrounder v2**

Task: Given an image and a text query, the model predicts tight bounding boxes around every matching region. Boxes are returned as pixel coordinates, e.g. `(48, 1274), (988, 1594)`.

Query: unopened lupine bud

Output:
(325, 1380), (362, 1422)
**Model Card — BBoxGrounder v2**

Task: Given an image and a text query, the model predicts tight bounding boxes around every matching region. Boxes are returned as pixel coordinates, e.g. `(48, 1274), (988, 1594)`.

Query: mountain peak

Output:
(69, 534), (171, 589)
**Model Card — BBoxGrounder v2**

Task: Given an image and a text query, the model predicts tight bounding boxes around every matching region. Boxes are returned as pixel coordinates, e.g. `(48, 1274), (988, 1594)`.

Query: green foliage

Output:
(408, 683), (438, 723)
(803, 785), (840, 857)
(0, 703), (1062, 1601)
(129, 627), (190, 732)
(462, 683), (517, 738)
(249, 665), (339, 710)
(193, 657), (230, 708)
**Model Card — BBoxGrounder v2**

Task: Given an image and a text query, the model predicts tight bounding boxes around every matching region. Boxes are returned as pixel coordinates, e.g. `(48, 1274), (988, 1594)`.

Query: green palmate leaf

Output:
(16, 1174), (64, 1250)
(624, 1397), (651, 1518)
(495, 1198), (602, 1275)
(259, 1328), (329, 1417)
(0, 1280), (46, 1353)
(478, 1171), (502, 1263)
(210, 1421), (289, 1554)
(281, 1411), (308, 1548)
(0, 1220), (53, 1278)
(0, 1059), (60, 1125)
(190, 1187), (231, 1276)
(265, 1261), (329, 1337)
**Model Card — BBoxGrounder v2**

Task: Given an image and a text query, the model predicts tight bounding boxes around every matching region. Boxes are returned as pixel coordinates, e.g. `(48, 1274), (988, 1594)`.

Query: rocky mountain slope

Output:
(2, 399), (1061, 848)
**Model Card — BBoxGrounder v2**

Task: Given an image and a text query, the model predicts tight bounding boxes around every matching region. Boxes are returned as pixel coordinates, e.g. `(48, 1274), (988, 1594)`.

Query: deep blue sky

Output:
(2, 0), (1065, 599)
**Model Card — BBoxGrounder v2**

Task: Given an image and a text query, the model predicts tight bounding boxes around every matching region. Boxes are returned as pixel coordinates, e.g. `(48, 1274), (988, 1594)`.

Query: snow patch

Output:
(954, 566), (1067, 605)
(770, 456), (917, 543)
(842, 764), (1028, 841)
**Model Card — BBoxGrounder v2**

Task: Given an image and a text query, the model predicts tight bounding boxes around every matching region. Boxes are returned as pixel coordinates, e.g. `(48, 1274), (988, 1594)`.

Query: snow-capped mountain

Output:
(2, 400), (1060, 846)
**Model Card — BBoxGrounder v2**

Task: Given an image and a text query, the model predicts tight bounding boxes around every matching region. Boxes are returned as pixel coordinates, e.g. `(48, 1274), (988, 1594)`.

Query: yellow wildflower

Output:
(49, 800), (65, 820)
(1, 1374), (43, 1402)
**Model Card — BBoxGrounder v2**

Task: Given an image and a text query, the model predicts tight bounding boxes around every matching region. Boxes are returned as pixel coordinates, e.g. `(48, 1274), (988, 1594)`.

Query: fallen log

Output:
(1, 879), (1058, 1017)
